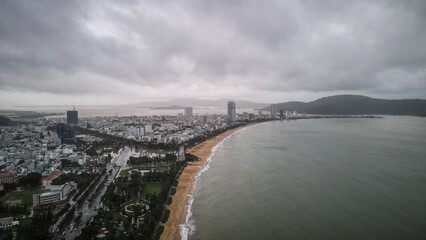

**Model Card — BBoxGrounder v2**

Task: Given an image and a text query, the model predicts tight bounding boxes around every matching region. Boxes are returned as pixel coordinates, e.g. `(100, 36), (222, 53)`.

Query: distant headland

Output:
(262, 95), (426, 117)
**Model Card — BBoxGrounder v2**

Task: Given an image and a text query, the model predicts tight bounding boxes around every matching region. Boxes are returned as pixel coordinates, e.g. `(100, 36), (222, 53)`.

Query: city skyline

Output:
(1, 1), (426, 107)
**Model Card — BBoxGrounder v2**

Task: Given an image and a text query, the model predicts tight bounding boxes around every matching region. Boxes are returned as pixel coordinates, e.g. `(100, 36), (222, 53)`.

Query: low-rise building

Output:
(41, 170), (61, 187)
(33, 181), (77, 207)
(0, 217), (13, 230)
(0, 171), (16, 184)
(33, 191), (60, 207)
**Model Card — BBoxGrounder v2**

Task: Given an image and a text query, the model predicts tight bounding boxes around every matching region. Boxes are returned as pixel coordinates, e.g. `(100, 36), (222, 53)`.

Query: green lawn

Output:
(156, 167), (169, 173)
(119, 169), (130, 176)
(142, 183), (163, 199)
(1, 189), (42, 206)
(127, 204), (144, 213)
(112, 212), (127, 222)
(104, 211), (129, 230)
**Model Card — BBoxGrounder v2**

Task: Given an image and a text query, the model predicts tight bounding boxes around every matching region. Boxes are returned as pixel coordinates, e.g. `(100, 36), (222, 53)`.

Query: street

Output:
(55, 147), (132, 240)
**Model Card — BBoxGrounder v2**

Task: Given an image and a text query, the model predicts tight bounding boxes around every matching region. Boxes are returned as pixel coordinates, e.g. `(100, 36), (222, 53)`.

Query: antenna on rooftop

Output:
(72, 103), (75, 111)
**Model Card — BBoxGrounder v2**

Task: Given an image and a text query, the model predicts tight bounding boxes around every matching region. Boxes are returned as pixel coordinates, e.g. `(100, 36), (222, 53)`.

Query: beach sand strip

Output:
(160, 124), (254, 240)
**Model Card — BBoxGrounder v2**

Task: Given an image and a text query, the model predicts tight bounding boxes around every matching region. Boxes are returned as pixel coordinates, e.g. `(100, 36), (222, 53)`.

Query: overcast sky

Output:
(1, 0), (425, 107)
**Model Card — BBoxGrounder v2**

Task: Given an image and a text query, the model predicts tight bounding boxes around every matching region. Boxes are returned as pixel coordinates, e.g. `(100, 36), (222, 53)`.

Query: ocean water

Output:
(185, 116), (426, 240)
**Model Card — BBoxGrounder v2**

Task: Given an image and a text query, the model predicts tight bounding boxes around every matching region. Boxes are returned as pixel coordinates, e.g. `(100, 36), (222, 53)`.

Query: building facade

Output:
(227, 101), (236, 122)
(67, 110), (78, 125)
(0, 171), (16, 184)
(271, 104), (277, 117)
(0, 217), (13, 230)
(56, 123), (76, 144)
(33, 181), (77, 207)
(184, 107), (193, 119)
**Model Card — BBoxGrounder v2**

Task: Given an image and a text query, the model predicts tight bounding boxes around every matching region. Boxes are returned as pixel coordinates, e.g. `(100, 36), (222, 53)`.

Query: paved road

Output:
(178, 144), (185, 161)
(57, 147), (132, 240)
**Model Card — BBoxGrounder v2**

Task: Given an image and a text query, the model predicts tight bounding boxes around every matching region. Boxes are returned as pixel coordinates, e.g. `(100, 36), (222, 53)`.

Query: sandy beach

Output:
(160, 124), (254, 240)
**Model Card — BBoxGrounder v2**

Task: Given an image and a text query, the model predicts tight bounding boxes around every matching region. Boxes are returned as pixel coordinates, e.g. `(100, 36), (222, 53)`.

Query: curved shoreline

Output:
(160, 124), (257, 240)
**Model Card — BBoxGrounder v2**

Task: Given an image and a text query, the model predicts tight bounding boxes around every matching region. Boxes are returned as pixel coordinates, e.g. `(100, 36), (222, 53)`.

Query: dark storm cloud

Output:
(0, 0), (425, 103)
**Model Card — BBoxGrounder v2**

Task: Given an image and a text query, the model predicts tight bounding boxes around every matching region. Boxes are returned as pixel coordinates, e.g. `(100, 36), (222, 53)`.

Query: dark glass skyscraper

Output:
(67, 110), (78, 125)
(56, 123), (67, 138)
(56, 123), (75, 144)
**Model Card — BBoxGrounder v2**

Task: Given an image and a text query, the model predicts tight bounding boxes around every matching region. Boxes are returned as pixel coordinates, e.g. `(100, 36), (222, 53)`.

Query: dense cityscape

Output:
(0, 102), (281, 240)
(1, 1), (425, 239)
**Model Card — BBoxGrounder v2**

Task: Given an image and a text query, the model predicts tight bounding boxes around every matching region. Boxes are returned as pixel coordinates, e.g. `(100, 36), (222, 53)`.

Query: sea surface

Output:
(185, 116), (426, 240)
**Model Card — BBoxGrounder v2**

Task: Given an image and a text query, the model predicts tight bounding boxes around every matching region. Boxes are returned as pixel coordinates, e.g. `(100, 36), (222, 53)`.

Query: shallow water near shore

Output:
(180, 132), (233, 240)
(188, 116), (426, 240)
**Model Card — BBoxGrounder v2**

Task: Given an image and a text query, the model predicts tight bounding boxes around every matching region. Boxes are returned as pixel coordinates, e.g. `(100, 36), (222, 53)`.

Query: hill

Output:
(262, 95), (426, 116)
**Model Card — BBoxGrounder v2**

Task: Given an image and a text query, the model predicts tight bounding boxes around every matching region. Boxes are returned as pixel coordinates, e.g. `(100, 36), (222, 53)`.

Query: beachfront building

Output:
(184, 107), (193, 119)
(285, 111), (298, 119)
(227, 101), (236, 123)
(271, 104), (277, 117)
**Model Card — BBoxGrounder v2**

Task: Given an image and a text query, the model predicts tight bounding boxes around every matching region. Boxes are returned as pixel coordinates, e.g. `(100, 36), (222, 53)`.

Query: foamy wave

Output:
(179, 131), (239, 240)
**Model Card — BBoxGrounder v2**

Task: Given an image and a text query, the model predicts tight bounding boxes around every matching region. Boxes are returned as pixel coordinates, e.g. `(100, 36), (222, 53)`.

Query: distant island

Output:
(262, 95), (426, 117)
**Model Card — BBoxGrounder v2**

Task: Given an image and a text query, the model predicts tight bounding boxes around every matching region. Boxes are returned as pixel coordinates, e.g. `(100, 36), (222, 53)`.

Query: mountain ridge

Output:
(261, 95), (426, 116)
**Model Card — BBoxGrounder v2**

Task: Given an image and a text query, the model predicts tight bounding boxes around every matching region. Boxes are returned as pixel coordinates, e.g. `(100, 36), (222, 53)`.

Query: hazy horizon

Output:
(2, 94), (426, 110)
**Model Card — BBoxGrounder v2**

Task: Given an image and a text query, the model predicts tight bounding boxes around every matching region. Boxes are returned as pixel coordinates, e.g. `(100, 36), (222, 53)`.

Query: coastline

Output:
(160, 123), (257, 240)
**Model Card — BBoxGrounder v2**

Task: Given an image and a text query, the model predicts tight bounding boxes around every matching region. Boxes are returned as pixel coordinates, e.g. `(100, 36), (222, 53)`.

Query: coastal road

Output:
(58, 147), (132, 240)
(178, 144), (185, 161)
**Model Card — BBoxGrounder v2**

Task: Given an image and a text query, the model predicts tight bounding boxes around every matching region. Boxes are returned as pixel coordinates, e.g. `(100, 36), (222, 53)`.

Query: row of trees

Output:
(128, 153), (177, 165)
(0, 202), (29, 218)
(58, 206), (76, 230)
(16, 210), (53, 240)
(76, 174), (103, 205)
(88, 175), (108, 205)
(19, 172), (42, 188)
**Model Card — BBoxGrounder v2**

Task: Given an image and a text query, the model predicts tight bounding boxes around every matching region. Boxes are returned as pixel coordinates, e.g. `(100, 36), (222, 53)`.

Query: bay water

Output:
(187, 116), (426, 240)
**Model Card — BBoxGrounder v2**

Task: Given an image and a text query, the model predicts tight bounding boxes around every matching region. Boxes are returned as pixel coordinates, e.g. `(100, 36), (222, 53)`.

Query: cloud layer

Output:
(1, 0), (425, 105)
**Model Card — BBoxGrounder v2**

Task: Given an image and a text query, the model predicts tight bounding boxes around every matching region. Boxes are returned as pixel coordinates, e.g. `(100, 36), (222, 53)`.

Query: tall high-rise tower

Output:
(184, 107), (193, 119)
(67, 108), (78, 125)
(271, 104), (277, 117)
(227, 101), (236, 122)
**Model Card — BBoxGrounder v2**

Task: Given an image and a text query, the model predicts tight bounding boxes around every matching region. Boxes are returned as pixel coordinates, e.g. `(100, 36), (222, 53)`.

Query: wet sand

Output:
(160, 124), (254, 240)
